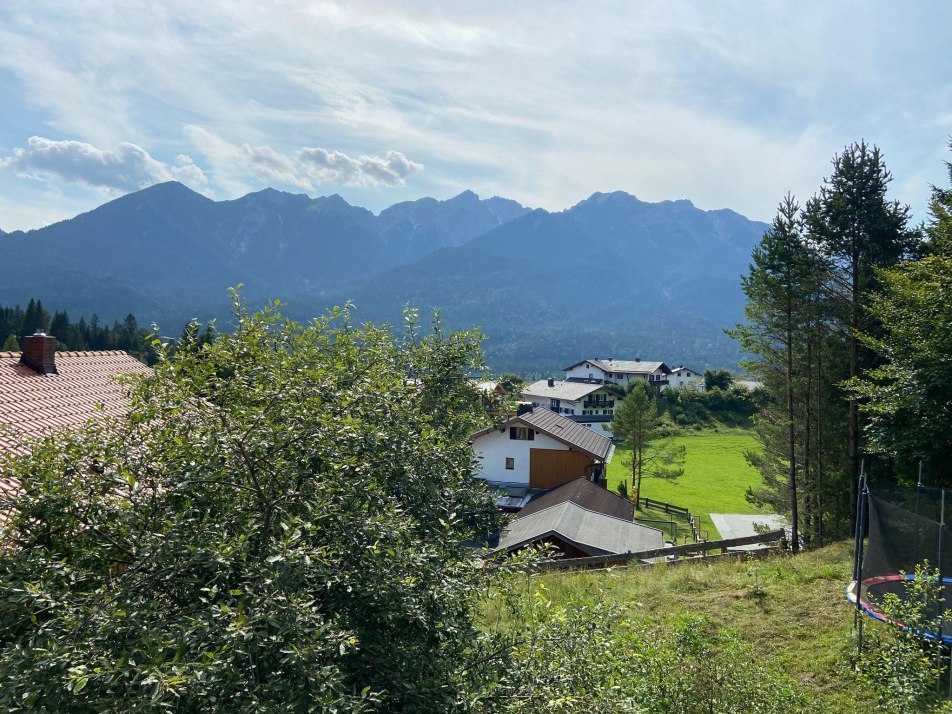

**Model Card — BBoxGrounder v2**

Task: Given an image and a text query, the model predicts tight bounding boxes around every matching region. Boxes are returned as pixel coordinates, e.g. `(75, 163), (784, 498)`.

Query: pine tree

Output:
(804, 141), (920, 533)
(733, 196), (825, 550)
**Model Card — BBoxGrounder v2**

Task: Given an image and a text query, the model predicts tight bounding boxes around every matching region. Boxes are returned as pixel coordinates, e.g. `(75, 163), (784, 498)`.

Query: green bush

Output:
(485, 580), (809, 713)
(859, 562), (952, 713)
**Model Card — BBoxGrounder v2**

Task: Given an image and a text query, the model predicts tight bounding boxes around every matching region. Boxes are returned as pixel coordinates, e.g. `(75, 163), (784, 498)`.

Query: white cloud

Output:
(1, 1), (951, 228)
(185, 126), (422, 191)
(0, 136), (206, 192)
(298, 147), (422, 187)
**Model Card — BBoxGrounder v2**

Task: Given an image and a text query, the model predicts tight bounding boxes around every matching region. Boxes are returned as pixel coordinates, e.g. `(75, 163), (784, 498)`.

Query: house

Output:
(564, 358), (672, 393)
(492, 477), (664, 557)
(518, 476), (634, 521)
(0, 332), (151, 505)
(668, 365), (704, 391)
(520, 377), (620, 436)
(470, 405), (615, 491)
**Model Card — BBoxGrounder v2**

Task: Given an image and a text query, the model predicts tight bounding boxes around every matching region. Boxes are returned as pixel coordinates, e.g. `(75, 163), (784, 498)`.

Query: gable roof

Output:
(519, 477), (634, 521)
(0, 350), (151, 456)
(672, 366), (701, 375)
(471, 407), (614, 462)
(521, 379), (603, 402)
(564, 358), (671, 375)
(0, 350), (151, 507)
(494, 501), (664, 555)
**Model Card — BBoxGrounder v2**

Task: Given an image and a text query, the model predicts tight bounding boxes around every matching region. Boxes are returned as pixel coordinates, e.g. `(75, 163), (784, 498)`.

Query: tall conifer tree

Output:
(804, 141), (919, 532)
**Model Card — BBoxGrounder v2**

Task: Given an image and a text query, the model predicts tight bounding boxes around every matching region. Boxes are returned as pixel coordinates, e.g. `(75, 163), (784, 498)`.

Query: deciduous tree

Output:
(0, 295), (501, 711)
(611, 382), (684, 503)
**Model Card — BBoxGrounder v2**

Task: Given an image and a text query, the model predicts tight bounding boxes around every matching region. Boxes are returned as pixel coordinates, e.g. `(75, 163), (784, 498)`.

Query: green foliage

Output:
(0, 298), (157, 363)
(485, 577), (808, 713)
(658, 384), (765, 429)
(733, 143), (921, 548)
(859, 563), (950, 713)
(1, 334), (17, 351)
(0, 295), (501, 711)
(495, 372), (525, 394)
(704, 368), (734, 391)
(851, 147), (952, 479)
(612, 383), (685, 502)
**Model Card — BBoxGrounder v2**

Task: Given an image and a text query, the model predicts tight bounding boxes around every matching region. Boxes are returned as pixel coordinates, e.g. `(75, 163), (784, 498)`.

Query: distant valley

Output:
(0, 183), (768, 373)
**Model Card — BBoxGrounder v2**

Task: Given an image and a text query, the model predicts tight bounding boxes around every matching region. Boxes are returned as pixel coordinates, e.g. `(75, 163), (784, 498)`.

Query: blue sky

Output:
(1, 1), (951, 231)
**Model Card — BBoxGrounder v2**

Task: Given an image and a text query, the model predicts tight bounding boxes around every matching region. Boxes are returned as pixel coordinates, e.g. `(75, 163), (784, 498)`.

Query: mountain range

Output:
(0, 183), (768, 374)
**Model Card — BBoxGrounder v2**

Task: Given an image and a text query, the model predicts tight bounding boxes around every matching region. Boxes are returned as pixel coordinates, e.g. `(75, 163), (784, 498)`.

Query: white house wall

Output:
(564, 364), (605, 382)
(474, 427), (570, 486)
(578, 421), (613, 438)
(669, 374), (704, 391)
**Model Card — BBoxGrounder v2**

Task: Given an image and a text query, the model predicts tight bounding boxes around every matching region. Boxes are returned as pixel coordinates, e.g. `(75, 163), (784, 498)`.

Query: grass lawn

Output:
(511, 542), (874, 712)
(606, 428), (769, 541)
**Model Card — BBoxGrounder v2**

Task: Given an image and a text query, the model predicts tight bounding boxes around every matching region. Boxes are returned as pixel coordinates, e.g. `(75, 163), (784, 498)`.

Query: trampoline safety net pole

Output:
(855, 466), (868, 658)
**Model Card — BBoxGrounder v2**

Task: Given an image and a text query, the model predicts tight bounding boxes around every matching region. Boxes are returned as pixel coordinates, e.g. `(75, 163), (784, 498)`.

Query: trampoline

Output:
(850, 477), (952, 646)
(847, 574), (952, 644)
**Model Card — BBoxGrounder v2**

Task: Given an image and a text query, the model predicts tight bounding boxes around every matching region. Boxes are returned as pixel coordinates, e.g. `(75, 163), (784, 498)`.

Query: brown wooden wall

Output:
(529, 448), (593, 489)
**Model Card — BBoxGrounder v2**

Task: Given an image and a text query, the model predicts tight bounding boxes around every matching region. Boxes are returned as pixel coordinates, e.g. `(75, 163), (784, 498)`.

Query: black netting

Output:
(860, 488), (952, 636)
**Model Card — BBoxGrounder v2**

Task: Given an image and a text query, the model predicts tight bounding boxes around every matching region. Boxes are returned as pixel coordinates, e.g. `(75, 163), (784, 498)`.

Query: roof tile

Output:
(0, 350), (151, 502)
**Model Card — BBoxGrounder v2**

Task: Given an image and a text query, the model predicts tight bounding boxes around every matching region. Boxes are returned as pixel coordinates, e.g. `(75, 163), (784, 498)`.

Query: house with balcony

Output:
(563, 358), (672, 394)
(520, 377), (620, 436)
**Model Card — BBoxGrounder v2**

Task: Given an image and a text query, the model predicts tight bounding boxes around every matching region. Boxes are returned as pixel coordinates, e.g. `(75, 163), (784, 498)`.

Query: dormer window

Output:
(509, 426), (534, 441)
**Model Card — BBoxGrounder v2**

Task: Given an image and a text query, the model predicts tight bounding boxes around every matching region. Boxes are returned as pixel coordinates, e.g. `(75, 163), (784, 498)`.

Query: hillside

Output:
(482, 542), (877, 712)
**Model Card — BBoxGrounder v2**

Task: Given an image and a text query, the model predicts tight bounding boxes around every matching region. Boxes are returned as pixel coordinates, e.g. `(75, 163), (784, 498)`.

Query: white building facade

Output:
(520, 378), (618, 437)
(668, 366), (704, 391)
(563, 358), (672, 393)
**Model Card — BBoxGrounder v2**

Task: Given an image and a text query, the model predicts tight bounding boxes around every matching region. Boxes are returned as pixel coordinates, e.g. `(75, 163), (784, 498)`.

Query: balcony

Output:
(582, 399), (614, 409)
(568, 414), (613, 423)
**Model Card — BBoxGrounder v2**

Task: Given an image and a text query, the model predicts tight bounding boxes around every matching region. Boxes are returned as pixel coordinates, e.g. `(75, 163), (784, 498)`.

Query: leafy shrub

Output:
(485, 580), (809, 713)
(859, 562), (952, 713)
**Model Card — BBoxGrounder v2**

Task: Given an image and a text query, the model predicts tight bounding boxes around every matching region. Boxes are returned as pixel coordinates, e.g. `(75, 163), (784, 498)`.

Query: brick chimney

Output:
(20, 332), (58, 375)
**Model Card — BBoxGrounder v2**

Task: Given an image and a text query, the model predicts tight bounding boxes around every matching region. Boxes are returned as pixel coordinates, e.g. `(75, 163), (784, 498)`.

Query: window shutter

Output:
(510, 427), (517, 440)
(528, 429), (535, 441)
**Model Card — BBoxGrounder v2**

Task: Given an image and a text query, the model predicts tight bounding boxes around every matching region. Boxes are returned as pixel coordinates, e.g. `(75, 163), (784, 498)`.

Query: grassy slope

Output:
(529, 542), (874, 712)
(606, 428), (768, 540)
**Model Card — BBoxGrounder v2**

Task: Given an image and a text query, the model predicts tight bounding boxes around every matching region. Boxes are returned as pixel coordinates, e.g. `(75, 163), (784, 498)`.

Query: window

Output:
(505, 457), (515, 470)
(509, 426), (534, 440)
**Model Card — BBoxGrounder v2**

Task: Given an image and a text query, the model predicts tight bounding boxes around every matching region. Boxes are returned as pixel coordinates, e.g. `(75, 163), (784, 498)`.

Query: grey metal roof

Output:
(517, 407), (615, 461)
(495, 502), (664, 555)
(519, 477), (634, 521)
(564, 358), (671, 375)
(521, 379), (603, 402)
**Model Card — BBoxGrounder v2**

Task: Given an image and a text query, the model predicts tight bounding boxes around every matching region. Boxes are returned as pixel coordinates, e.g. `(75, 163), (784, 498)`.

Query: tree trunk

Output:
(786, 314), (800, 552)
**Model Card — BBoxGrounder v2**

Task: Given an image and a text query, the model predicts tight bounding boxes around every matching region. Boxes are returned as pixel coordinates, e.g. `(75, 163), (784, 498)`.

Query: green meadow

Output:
(606, 428), (769, 540)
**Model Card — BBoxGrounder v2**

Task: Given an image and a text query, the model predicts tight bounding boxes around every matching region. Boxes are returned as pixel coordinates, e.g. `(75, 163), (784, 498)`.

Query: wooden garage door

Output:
(529, 448), (592, 489)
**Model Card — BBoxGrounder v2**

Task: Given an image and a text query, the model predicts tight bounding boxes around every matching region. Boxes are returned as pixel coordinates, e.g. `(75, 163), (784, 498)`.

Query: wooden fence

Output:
(638, 496), (690, 519)
(636, 496), (709, 542)
(535, 529), (787, 571)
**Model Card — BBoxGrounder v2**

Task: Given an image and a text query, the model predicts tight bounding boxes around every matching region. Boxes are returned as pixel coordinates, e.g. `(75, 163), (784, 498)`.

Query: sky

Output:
(1, 1), (951, 231)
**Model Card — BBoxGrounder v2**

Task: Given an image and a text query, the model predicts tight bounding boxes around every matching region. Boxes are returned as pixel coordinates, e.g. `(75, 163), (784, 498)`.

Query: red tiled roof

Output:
(0, 350), (151, 502)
